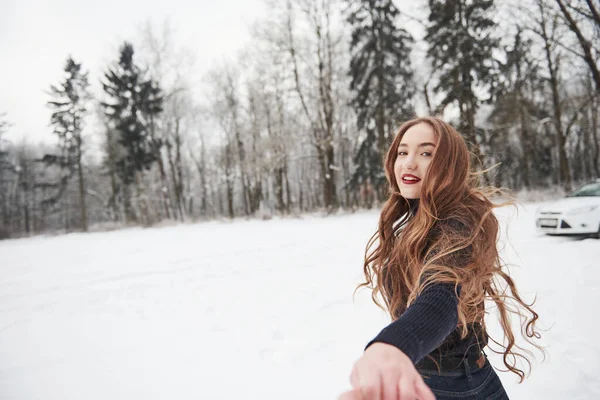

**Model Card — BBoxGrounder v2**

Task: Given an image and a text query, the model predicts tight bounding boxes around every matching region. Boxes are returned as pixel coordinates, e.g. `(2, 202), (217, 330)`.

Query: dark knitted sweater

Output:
(366, 201), (487, 365)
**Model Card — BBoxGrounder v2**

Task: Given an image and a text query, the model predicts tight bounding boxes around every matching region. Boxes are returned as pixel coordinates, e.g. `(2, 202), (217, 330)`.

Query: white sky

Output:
(0, 0), (267, 144)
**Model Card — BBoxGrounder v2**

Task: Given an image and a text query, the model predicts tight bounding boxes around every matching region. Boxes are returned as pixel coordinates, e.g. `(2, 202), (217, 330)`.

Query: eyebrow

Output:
(398, 142), (437, 148)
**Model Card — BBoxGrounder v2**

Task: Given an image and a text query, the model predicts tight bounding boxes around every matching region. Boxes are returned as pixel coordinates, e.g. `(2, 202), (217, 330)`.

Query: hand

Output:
(338, 342), (435, 400)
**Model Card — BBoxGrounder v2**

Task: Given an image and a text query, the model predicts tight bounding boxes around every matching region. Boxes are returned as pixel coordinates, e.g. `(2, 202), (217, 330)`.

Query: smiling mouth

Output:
(402, 176), (421, 184)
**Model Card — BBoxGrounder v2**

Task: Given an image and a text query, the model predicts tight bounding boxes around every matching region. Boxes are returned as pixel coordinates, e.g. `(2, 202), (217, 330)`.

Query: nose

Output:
(404, 154), (417, 170)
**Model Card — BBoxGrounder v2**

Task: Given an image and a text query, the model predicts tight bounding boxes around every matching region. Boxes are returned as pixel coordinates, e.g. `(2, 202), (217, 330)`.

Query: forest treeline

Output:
(1, 0), (598, 238)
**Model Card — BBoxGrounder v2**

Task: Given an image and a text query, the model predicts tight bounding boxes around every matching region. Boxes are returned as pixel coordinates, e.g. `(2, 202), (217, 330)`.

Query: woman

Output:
(340, 117), (544, 400)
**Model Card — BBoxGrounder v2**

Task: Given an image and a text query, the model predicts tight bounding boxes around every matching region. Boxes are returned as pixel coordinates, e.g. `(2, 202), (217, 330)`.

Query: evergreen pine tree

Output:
(47, 57), (91, 231)
(346, 0), (415, 201)
(101, 42), (163, 222)
(425, 0), (500, 156)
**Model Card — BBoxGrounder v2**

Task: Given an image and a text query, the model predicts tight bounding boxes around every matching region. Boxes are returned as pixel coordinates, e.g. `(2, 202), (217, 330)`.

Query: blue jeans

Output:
(417, 354), (509, 399)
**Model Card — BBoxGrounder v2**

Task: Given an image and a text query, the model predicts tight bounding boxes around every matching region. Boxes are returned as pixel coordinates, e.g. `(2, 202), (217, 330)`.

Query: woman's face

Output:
(393, 122), (438, 199)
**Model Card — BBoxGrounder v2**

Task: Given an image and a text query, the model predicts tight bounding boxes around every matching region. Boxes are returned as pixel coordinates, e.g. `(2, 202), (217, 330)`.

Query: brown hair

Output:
(358, 116), (545, 382)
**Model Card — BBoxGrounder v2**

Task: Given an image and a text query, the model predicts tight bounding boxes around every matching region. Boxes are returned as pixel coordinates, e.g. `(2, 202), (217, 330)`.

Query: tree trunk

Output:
(548, 67), (572, 192)
(298, 185), (304, 213)
(173, 121), (185, 219)
(122, 183), (136, 224)
(109, 171), (119, 222)
(225, 78), (250, 217)
(76, 151), (88, 232)
(376, 108), (387, 201)
(166, 130), (184, 221)
(423, 83), (434, 115)
(317, 142), (337, 212)
(592, 95), (600, 178)
(199, 140), (208, 216)
(23, 192), (30, 234)
(135, 172), (150, 225)
(286, 0), (338, 211)
(581, 127), (590, 181)
(265, 97), (284, 214)
(189, 135), (209, 217)
(275, 166), (284, 214)
(518, 96), (532, 189)
(105, 126), (121, 222)
(225, 142), (235, 219)
(540, 3), (572, 191)
(156, 153), (172, 220)
(318, 5), (337, 211)
(326, 143), (336, 210)
(166, 142), (178, 220)
(284, 159), (291, 214)
(0, 167), (8, 230)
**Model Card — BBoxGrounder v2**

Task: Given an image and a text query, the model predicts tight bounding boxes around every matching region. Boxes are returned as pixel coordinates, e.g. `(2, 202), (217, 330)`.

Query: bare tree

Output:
(138, 19), (199, 221)
(284, 0), (340, 211)
(530, 0), (574, 191)
(554, 0), (600, 91)
(207, 64), (253, 217)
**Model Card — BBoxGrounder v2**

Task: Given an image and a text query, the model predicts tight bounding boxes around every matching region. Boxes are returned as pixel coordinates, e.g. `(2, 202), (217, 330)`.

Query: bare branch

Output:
(554, 0), (600, 91)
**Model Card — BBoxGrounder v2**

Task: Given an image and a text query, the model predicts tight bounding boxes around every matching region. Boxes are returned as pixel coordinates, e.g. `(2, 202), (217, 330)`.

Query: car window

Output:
(567, 183), (600, 197)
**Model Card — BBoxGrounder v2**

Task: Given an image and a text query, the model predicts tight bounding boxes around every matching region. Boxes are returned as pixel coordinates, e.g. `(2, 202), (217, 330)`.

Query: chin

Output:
(400, 188), (420, 199)
(400, 192), (418, 199)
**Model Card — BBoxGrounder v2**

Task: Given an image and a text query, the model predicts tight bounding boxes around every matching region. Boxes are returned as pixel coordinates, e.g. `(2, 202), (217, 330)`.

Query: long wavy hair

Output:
(358, 116), (545, 382)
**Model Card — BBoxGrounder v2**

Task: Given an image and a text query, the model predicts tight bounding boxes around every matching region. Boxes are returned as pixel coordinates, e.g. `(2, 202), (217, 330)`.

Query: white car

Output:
(535, 180), (600, 238)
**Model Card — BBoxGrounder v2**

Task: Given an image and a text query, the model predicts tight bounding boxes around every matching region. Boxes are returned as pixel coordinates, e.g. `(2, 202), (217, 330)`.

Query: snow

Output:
(0, 203), (599, 399)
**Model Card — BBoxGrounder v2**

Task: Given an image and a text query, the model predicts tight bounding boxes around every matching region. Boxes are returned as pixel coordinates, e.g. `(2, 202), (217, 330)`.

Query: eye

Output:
(397, 151), (407, 156)
(421, 151), (433, 157)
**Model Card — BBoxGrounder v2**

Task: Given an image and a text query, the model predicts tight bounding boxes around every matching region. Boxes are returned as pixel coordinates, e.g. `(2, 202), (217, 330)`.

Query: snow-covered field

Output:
(0, 202), (599, 400)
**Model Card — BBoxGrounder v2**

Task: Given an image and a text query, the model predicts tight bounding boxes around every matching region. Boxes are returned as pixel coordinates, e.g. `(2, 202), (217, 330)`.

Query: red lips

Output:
(401, 174), (421, 184)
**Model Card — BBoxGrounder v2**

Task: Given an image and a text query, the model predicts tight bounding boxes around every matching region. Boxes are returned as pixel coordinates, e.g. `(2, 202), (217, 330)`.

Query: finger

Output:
(361, 386), (379, 400)
(339, 388), (365, 400)
(355, 365), (382, 400)
(414, 379), (436, 400)
(397, 377), (417, 400)
(380, 370), (401, 400)
(350, 366), (360, 388)
(339, 386), (379, 400)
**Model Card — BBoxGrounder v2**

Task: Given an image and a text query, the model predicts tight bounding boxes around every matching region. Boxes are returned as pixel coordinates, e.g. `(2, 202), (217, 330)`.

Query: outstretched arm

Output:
(339, 282), (460, 400)
(365, 281), (460, 364)
(340, 219), (470, 399)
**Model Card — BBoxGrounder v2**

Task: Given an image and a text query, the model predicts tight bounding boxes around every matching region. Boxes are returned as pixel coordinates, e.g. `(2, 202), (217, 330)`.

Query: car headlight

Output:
(566, 205), (598, 215)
